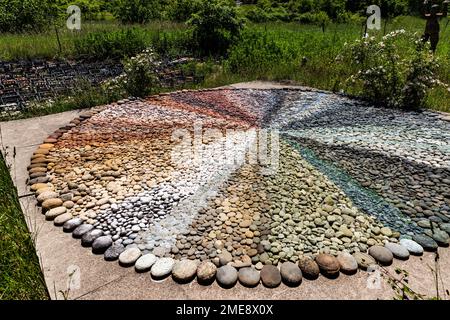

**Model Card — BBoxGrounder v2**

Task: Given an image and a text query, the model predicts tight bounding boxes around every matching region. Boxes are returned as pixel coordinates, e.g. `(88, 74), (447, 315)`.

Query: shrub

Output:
(188, 0), (245, 57)
(0, 0), (55, 33)
(226, 29), (298, 74)
(103, 48), (161, 98)
(74, 29), (147, 60)
(112, 0), (165, 24)
(337, 30), (446, 110)
(150, 31), (193, 58)
(319, 0), (346, 19)
(166, 0), (203, 22)
(295, 11), (331, 31)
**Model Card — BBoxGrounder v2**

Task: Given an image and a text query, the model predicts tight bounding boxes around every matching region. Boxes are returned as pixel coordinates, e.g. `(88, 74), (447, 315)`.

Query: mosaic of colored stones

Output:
(28, 87), (450, 288)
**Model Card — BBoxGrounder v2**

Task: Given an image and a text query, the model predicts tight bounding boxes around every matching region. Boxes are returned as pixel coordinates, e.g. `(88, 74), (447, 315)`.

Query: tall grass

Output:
(206, 16), (450, 111)
(0, 21), (187, 61)
(0, 153), (49, 300)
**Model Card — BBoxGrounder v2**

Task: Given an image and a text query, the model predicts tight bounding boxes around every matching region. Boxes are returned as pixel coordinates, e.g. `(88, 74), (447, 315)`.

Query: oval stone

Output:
(337, 252), (358, 275)
(150, 257), (174, 278)
(135, 254), (157, 272)
(81, 229), (103, 247)
(119, 248), (142, 267)
(315, 253), (340, 277)
(92, 236), (113, 254)
(45, 206), (66, 220)
(37, 191), (58, 203)
(172, 260), (198, 283)
(63, 218), (83, 232)
(42, 198), (63, 210)
(427, 230), (449, 246)
(104, 244), (125, 261)
(53, 212), (73, 226)
(298, 256), (320, 280)
(399, 238), (423, 255)
(368, 246), (393, 266)
(260, 265), (281, 288)
(73, 224), (94, 239)
(385, 242), (410, 260)
(238, 267), (260, 287)
(413, 234), (438, 251)
(280, 262), (302, 286)
(197, 261), (217, 284)
(216, 265), (238, 288)
(353, 252), (376, 270)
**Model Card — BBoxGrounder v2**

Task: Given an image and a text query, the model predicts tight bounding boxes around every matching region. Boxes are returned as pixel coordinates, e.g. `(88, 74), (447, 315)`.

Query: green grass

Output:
(204, 16), (450, 112)
(0, 21), (186, 61)
(0, 153), (49, 300)
(0, 16), (448, 113)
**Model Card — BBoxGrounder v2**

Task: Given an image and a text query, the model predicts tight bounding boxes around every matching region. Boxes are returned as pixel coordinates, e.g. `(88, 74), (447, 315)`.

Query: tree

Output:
(0, 0), (56, 33)
(188, 0), (245, 56)
(112, 0), (165, 24)
(167, 0), (203, 22)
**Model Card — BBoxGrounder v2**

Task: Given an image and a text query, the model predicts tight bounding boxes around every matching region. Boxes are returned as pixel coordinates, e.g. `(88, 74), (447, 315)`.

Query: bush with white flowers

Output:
(103, 48), (161, 98)
(337, 30), (447, 110)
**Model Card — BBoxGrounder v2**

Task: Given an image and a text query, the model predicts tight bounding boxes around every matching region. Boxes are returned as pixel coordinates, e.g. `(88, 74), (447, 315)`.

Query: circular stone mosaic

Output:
(28, 87), (450, 288)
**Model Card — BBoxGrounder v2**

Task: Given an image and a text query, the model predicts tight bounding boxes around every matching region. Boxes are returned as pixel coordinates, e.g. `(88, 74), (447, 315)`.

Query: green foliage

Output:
(242, 0), (415, 22)
(226, 29), (298, 74)
(0, 0), (55, 33)
(103, 48), (161, 97)
(188, 0), (245, 56)
(0, 154), (49, 299)
(74, 28), (147, 59)
(55, 0), (107, 21)
(338, 30), (445, 110)
(166, 0), (203, 22)
(295, 11), (331, 31)
(150, 31), (193, 58)
(112, 0), (165, 24)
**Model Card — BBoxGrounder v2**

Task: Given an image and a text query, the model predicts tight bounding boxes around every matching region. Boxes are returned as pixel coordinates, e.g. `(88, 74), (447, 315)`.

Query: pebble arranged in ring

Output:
(28, 87), (450, 288)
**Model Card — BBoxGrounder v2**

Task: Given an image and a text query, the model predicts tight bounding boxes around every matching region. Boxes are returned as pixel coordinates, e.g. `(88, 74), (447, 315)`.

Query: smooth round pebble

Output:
(73, 224), (94, 238)
(92, 236), (112, 254)
(337, 252), (358, 275)
(399, 238), (423, 255)
(119, 248), (142, 267)
(315, 253), (340, 277)
(135, 254), (157, 272)
(238, 267), (260, 287)
(151, 257), (175, 278)
(172, 260), (198, 283)
(298, 256), (320, 279)
(104, 244), (125, 261)
(197, 261), (217, 283)
(413, 234), (438, 251)
(368, 246), (393, 266)
(385, 242), (410, 260)
(53, 212), (72, 226)
(216, 265), (238, 288)
(280, 262), (302, 286)
(63, 218), (83, 232)
(260, 265), (281, 288)
(353, 252), (376, 270)
(81, 229), (103, 247)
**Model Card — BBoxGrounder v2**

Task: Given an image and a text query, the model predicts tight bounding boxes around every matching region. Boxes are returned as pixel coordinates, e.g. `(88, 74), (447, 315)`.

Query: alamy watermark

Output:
(170, 122), (280, 175)
(66, 5), (81, 31)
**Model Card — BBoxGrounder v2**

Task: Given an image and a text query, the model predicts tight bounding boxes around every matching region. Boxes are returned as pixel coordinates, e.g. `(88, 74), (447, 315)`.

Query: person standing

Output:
(422, 0), (449, 52)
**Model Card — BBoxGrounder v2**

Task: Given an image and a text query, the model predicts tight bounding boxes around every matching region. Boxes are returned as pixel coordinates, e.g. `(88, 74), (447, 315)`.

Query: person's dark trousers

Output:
(422, 32), (439, 52)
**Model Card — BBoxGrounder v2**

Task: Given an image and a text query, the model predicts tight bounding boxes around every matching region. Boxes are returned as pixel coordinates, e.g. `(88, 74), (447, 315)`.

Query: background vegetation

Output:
(0, 153), (49, 300)
(0, 0), (448, 111)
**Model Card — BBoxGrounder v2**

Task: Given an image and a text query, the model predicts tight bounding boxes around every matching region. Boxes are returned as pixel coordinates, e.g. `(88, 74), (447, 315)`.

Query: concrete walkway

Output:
(1, 85), (450, 300)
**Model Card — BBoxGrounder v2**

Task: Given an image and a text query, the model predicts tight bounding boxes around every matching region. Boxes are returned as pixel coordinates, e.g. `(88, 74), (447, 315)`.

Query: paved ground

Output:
(1, 82), (449, 300)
